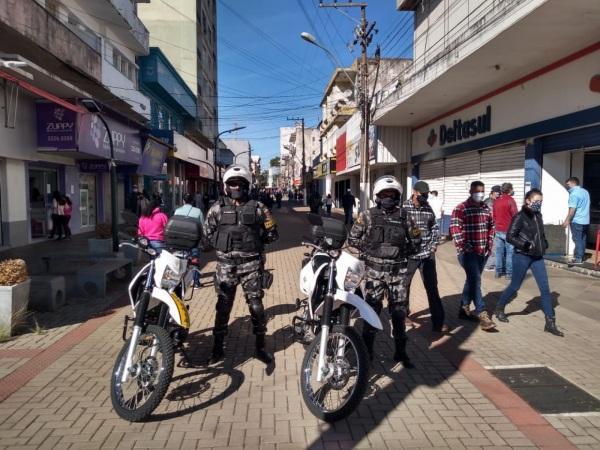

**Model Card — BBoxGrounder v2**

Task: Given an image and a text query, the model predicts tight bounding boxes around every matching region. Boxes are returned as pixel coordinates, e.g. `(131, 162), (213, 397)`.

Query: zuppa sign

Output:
(427, 105), (492, 147)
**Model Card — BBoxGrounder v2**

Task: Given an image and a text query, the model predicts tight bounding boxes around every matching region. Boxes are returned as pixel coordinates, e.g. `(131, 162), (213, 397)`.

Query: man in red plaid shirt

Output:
(450, 180), (496, 331)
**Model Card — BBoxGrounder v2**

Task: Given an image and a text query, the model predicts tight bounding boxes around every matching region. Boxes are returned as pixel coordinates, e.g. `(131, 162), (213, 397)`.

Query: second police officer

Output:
(203, 165), (279, 365)
(348, 176), (421, 368)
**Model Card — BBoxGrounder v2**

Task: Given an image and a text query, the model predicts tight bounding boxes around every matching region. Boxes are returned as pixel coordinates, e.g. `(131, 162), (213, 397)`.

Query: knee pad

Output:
(390, 302), (407, 322)
(248, 300), (265, 318)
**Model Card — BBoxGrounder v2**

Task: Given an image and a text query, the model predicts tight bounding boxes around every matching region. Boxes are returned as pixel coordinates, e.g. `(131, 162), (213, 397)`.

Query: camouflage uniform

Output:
(348, 205), (419, 362)
(203, 197), (278, 346)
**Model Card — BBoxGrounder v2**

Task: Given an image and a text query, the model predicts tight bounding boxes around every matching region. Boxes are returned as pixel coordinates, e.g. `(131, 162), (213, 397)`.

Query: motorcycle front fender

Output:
(151, 287), (190, 329)
(313, 290), (383, 330)
(334, 290), (383, 330)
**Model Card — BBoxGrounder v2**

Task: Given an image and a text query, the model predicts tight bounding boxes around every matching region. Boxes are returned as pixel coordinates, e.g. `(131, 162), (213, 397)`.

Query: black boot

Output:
(207, 334), (225, 365)
(393, 338), (414, 369)
(544, 317), (564, 337)
(255, 334), (273, 365)
(494, 306), (509, 323)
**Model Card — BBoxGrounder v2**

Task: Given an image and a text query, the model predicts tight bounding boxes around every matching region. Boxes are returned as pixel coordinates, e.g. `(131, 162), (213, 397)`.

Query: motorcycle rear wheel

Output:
(110, 325), (174, 422)
(300, 325), (369, 422)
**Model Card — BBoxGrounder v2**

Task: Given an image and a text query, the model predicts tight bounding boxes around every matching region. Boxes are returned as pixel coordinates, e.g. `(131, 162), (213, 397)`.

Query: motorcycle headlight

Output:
(161, 267), (181, 290)
(343, 268), (362, 292)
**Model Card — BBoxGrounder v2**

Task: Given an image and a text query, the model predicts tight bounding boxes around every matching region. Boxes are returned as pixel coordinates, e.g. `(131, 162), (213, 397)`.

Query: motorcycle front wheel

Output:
(300, 325), (369, 422)
(110, 325), (174, 422)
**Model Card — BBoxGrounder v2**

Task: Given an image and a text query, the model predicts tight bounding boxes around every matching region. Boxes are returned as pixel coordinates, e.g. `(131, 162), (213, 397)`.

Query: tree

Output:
(270, 156), (280, 167)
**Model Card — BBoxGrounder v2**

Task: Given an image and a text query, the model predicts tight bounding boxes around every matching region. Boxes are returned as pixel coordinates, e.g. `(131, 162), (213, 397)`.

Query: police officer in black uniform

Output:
(203, 165), (278, 365)
(348, 176), (420, 368)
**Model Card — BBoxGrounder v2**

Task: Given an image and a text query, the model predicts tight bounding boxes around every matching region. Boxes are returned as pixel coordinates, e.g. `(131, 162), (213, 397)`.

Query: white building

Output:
(267, 165), (280, 189)
(222, 139), (252, 170)
(374, 0), (600, 256)
(279, 124), (318, 194)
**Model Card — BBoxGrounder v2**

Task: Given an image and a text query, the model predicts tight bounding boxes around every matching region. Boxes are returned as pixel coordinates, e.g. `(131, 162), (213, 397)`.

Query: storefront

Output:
(410, 44), (600, 252)
(37, 102), (143, 231)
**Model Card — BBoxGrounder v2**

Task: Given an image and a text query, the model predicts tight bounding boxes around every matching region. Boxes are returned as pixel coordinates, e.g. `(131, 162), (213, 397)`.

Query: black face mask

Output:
(417, 194), (428, 204)
(379, 197), (398, 210)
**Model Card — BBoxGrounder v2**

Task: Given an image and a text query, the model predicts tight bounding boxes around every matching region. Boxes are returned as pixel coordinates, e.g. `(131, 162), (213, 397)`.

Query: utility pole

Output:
(319, 1), (375, 212)
(287, 116), (306, 206)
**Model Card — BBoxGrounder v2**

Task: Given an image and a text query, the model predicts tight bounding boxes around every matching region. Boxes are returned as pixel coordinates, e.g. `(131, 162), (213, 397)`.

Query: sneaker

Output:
(570, 259), (584, 265)
(458, 306), (479, 322)
(484, 266), (495, 272)
(432, 324), (452, 333)
(478, 311), (497, 331)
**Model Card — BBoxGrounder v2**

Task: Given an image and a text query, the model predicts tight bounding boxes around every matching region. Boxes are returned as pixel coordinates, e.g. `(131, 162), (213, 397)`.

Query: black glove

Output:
(522, 241), (531, 252)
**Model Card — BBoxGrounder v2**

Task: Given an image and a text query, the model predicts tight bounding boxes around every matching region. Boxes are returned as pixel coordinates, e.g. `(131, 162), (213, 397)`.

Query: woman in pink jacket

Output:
(137, 198), (168, 252)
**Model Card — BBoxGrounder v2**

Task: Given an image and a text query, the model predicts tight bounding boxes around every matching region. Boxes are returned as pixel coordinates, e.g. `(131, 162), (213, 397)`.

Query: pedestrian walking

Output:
(342, 189), (356, 225)
(63, 196), (73, 240)
(562, 177), (590, 264)
(203, 165), (279, 366)
(483, 185), (501, 271)
(403, 181), (449, 333)
(324, 193), (333, 216)
(450, 180), (496, 331)
(203, 193), (210, 213)
(174, 194), (205, 288)
(275, 190), (282, 209)
(348, 176), (422, 367)
(428, 190), (444, 232)
(138, 197), (168, 252)
(494, 189), (564, 336)
(493, 183), (518, 278)
(309, 191), (322, 214)
(47, 191), (63, 239)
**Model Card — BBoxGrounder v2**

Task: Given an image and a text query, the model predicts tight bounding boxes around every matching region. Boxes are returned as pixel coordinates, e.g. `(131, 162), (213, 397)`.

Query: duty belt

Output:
(217, 255), (260, 265)
(365, 260), (405, 274)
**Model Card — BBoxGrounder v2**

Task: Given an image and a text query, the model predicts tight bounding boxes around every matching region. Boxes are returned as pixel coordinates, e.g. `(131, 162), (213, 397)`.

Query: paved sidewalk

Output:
(0, 203), (598, 449)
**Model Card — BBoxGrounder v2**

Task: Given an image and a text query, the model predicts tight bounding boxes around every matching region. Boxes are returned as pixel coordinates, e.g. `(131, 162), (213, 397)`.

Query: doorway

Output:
(79, 174), (97, 227)
(28, 168), (58, 239)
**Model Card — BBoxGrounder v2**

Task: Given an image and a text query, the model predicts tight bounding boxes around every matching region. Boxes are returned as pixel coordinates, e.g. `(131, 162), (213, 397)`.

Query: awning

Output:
(138, 135), (170, 176)
(173, 131), (214, 180)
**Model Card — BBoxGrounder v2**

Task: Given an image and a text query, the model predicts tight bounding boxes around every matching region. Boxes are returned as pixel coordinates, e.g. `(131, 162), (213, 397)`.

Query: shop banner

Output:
(78, 159), (109, 173)
(139, 138), (169, 176)
(336, 132), (347, 172)
(78, 113), (142, 164)
(36, 103), (77, 149)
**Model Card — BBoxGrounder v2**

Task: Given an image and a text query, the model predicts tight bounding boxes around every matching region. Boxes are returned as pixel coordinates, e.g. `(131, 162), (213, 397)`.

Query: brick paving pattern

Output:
(0, 203), (598, 449)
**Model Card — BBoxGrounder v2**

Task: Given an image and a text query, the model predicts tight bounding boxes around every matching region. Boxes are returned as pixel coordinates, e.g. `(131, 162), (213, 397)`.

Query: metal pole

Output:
(301, 117), (307, 206)
(98, 115), (119, 253)
(359, 5), (369, 213)
(213, 135), (219, 200)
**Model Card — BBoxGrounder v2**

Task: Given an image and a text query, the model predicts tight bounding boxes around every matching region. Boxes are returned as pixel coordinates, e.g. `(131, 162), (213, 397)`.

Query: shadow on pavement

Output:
(306, 293), (486, 449)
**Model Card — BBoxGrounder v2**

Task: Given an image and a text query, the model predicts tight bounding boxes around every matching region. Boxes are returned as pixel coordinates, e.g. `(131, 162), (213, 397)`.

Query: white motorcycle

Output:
(110, 233), (200, 422)
(294, 214), (383, 422)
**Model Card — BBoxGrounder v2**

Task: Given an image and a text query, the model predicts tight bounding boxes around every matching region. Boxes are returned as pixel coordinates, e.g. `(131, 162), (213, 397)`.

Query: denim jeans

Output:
(497, 252), (554, 318)
(191, 247), (201, 285)
(495, 232), (514, 276)
(344, 208), (354, 225)
(406, 255), (445, 329)
(570, 222), (588, 261)
(149, 240), (165, 253)
(458, 252), (487, 315)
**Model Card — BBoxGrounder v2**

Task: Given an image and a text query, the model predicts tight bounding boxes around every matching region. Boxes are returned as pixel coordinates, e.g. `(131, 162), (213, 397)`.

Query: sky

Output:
(217, 0), (413, 165)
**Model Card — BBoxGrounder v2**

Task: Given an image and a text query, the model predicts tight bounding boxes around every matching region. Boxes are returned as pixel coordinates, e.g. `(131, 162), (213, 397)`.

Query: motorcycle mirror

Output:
(307, 213), (323, 226)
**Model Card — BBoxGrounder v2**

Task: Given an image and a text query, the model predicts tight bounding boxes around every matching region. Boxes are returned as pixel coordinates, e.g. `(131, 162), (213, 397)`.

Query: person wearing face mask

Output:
(562, 177), (590, 265)
(403, 181), (449, 334)
(450, 181), (496, 331)
(492, 183), (519, 279)
(203, 165), (279, 365)
(348, 176), (422, 367)
(494, 189), (564, 336)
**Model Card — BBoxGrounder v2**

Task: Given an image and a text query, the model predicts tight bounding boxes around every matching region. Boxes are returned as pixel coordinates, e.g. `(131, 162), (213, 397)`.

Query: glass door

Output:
(79, 174), (97, 227)
(29, 168), (58, 239)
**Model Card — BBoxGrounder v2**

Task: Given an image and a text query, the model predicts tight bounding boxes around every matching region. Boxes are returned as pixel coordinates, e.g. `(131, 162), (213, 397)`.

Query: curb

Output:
(544, 259), (600, 278)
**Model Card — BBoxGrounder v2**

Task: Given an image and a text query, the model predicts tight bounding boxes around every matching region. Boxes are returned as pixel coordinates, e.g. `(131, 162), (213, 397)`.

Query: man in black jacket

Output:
(342, 189), (356, 224)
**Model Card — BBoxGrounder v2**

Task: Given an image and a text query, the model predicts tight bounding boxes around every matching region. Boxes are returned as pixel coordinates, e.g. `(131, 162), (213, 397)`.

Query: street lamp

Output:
(233, 149), (251, 165)
(300, 32), (356, 89)
(80, 98), (119, 253)
(213, 126), (246, 199)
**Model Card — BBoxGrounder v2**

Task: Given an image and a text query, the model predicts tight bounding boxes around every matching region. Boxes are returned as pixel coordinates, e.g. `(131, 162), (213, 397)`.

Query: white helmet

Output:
(223, 164), (252, 187)
(373, 175), (403, 198)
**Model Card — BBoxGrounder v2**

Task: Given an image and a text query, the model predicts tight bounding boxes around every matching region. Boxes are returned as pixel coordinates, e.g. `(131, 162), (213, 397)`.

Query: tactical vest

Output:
(364, 207), (408, 260)
(215, 199), (264, 253)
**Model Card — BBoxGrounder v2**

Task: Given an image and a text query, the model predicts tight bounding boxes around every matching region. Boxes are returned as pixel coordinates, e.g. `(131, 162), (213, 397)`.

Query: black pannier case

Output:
(164, 215), (202, 249)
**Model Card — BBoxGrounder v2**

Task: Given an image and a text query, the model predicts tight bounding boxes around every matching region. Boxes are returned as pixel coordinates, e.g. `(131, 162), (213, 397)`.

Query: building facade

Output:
(0, 0), (151, 248)
(374, 0), (600, 253)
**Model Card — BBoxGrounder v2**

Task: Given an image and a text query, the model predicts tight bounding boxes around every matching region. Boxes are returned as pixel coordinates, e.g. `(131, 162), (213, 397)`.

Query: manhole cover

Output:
(490, 366), (600, 414)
